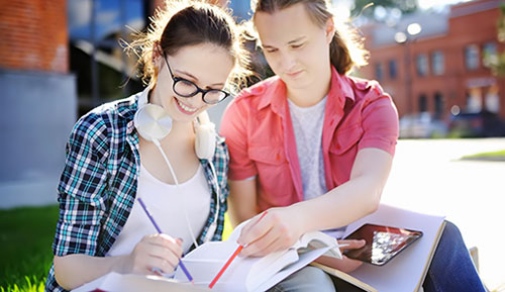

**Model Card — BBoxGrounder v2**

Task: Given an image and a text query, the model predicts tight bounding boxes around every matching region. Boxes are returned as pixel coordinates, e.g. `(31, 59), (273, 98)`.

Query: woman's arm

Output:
(53, 254), (126, 290)
(227, 179), (259, 227)
(53, 234), (183, 290)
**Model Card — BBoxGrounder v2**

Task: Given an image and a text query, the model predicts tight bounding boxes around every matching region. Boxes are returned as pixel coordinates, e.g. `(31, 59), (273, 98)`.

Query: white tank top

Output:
(107, 164), (211, 256)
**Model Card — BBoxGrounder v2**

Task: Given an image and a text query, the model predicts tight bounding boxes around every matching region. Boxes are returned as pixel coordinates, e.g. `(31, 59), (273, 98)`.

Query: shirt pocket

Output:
(248, 146), (295, 205)
(329, 123), (364, 155)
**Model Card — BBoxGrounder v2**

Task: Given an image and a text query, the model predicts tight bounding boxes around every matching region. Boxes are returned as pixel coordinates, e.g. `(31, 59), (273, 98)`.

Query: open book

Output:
(72, 220), (342, 292)
(174, 220), (342, 291)
(313, 204), (446, 292)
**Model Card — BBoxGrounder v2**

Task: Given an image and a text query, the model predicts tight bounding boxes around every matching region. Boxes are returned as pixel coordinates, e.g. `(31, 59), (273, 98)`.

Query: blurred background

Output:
(0, 0), (504, 289)
(1, 0), (504, 209)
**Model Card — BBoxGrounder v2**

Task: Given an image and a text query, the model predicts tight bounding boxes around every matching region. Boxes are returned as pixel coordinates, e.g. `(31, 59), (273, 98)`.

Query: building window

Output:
(434, 92), (444, 119)
(375, 62), (383, 81)
(388, 59), (397, 79)
(418, 94), (428, 112)
(431, 51), (445, 76)
(464, 44), (480, 70)
(483, 42), (497, 68)
(416, 54), (429, 77)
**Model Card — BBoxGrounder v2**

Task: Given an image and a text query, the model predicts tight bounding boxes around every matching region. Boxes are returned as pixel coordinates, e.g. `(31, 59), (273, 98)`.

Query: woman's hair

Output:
(127, 0), (251, 91)
(249, 0), (369, 75)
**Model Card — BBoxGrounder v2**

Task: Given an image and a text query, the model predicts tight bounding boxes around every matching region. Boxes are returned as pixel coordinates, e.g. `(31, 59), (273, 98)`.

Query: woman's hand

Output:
(237, 207), (305, 257)
(120, 234), (183, 276)
(314, 239), (366, 273)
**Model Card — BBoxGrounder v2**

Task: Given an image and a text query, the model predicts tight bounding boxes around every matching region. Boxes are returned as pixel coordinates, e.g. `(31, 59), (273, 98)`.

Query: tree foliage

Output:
(351, 0), (418, 19)
(485, 3), (505, 76)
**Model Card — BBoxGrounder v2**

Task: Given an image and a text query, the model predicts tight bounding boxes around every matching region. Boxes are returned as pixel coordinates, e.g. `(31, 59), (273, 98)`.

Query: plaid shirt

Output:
(45, 89), (229, 292)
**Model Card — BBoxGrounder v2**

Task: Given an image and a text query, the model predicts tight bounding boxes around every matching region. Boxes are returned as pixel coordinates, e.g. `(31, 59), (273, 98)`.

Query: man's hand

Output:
(314, 239), (366, 273)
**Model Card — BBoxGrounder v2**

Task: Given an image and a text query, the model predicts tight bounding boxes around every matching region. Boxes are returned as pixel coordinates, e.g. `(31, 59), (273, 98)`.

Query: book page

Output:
(175, 220), (341, 291)
(297, 231), (343, 259)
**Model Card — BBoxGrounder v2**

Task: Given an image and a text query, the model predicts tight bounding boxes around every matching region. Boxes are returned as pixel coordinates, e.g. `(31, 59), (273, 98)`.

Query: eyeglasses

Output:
(163, 53), (230, 104)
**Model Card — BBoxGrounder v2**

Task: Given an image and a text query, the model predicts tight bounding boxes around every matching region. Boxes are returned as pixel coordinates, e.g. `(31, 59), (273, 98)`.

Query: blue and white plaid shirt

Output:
(45, 89), (229, 292)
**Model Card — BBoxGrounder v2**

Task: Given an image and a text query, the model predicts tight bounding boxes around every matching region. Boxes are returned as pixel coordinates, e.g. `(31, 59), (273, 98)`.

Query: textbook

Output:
(174, 220), (343, 291)
(71, 220), (342, 292)
(313, 204), (446, 292)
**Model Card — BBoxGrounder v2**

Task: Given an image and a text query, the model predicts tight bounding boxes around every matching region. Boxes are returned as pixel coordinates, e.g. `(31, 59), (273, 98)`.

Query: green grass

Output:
(0, 205), (59, 292)
(222, 213), (233, 240)
(462, 149), (505, 161)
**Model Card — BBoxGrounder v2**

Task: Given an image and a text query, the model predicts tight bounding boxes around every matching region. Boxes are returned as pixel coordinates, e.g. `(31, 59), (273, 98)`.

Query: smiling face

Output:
(152, 43), (234, 123)
(254, 3), (333, 95)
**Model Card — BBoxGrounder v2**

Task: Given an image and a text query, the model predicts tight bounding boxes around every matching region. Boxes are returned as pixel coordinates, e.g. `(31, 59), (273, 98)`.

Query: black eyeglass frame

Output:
(163, 53), (230, 105)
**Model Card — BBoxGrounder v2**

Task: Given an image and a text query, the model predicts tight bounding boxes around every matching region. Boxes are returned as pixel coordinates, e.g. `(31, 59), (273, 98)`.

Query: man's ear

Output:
(325, 18), (336, 44)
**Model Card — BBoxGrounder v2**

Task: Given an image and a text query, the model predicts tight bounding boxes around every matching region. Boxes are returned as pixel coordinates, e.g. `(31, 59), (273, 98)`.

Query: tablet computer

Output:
(343, 223), (423, 266)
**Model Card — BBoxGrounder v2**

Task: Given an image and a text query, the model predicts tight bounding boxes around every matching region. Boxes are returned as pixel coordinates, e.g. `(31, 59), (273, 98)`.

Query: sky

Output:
(67, 0), (474, 42)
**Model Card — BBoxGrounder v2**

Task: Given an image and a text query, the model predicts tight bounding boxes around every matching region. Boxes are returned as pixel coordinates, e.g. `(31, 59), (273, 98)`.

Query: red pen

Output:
(208, 211), (268, 289)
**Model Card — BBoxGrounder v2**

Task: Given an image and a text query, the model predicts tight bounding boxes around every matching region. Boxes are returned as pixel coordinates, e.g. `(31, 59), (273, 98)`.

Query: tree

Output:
(488, 3), (505, 76)
(351, 0), (418, 20)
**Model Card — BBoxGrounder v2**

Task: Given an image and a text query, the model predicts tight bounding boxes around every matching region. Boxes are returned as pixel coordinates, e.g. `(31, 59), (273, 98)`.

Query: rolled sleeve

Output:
(52, 114), (109, 256)
(359, 96), (399, 156)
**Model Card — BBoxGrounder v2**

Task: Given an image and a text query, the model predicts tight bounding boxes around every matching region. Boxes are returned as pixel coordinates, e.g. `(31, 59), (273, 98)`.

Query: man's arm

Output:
(237, 147), (394, 256)
(297, 147), (393, 232)
(227, 179), (259, 227)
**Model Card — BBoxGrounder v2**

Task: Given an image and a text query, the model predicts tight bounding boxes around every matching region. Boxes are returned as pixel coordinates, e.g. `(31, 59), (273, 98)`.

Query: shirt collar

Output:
(256, 67), (355, 114)
(256, 76), (287, 115)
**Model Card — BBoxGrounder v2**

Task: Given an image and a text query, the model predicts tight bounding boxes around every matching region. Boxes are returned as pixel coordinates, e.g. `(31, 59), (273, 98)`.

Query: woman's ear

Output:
(325, 18), (336, 44)
(152, 42), (164, 71)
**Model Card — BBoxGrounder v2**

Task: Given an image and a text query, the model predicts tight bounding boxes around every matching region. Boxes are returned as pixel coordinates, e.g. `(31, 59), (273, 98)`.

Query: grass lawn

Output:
(0, 205), (59, 292)
(461, 149), (505, 161)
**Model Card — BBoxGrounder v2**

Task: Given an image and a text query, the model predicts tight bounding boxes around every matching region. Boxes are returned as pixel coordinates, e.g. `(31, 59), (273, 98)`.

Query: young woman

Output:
(45, 1), (250, 291)
(220, 0), (486, 291)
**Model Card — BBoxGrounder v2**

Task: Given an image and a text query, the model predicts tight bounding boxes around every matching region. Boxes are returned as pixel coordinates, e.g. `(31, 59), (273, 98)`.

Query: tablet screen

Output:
(343, 224), (423, 266)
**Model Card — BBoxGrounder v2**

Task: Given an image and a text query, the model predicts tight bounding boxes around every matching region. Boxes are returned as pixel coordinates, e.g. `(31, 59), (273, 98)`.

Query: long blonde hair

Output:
(250, 0), (368, 74)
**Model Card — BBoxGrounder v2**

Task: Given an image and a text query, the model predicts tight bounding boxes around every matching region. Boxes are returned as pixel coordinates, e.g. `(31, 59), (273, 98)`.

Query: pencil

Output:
(208, 211), (268, 289)
(137, 198), (194, 283)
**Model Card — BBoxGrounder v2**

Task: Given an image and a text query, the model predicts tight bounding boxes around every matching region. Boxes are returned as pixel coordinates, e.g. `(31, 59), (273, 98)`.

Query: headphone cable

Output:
(152, 139), (200, 248)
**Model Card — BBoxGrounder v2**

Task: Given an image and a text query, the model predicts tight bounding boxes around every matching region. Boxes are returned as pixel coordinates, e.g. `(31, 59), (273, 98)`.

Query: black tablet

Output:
(343, 223), (423, 266)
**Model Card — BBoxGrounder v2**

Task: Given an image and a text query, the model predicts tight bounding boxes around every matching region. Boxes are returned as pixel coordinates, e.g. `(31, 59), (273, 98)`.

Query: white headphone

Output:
(133, 91), (220, 245)
(134, 103), (216, 160)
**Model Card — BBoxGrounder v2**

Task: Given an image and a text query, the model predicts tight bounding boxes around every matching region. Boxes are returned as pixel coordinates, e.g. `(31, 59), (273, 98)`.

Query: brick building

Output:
(0, 0), (77, 208)
(357, 0), (505, 121)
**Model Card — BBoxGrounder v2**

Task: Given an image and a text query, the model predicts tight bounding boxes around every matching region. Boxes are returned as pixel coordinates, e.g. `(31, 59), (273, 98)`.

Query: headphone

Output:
(134, 91), (220, 245)
(134, 103), (216, 161)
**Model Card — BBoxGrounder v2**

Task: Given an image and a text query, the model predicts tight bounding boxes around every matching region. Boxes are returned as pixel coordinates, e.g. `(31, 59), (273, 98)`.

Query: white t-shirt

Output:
(288, 97), (328, 200)
(289, 97), (346, 238)
(107, 164), (211, 256)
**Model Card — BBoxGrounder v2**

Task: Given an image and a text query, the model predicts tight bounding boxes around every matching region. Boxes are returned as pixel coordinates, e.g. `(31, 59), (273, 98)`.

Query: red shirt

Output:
(220, 67), (399, 211)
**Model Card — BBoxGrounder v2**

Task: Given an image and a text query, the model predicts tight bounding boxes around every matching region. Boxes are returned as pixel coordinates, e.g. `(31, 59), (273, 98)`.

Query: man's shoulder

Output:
(235, 76), (281, 101)
(346, 75), (386, 96)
